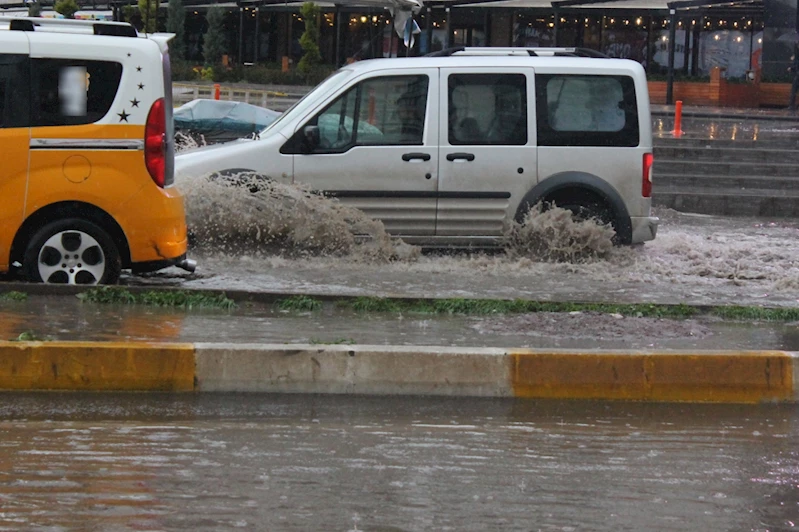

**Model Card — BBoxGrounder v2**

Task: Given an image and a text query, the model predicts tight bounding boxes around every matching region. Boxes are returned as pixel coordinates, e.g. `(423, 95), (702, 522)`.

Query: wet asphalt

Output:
(3, 112), (799, 351)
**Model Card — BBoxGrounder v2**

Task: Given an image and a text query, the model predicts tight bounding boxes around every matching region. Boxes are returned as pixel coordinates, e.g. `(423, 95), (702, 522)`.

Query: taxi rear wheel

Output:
(23, 219), (121, 285)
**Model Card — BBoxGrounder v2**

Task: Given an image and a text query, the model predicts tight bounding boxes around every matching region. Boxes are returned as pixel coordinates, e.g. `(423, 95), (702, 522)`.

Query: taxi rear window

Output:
(31, 58), (123, 126)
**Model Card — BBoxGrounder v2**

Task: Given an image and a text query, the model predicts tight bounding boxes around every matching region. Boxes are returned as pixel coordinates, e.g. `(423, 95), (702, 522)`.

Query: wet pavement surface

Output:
(129, 208), (799, 308)
(4, 207), (799, 350)
(2, 292), (799, 351)
(0, 393), (796, 531)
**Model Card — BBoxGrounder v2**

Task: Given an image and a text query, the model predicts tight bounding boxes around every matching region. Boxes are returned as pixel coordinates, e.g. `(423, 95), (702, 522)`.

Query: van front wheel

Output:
(24, 219), (121, 285)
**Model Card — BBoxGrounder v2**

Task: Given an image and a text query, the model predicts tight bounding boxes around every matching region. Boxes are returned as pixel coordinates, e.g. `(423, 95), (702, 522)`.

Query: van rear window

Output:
(31, 59), (123, 127)
(535, 74), (639, 147)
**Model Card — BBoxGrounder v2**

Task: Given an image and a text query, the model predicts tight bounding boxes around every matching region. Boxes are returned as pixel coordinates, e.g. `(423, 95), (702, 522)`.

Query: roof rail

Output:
(0, 17), (138, 37)
(426, 46), (608, 58)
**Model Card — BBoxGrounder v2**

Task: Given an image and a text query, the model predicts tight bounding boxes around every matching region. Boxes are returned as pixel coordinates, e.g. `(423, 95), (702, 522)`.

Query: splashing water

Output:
(175, 131), (206, 152)
(178, 171), (618, 265)
(177, 172), (420, 262)
(504, 203), (615, 263)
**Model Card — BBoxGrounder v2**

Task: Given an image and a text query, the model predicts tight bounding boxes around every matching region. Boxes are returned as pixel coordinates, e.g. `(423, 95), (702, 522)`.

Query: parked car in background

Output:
(176, 47), (658, 246)
(174, 99), (281, 145)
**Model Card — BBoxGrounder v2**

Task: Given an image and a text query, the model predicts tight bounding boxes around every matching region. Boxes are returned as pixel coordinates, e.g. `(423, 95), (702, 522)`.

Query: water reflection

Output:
(652, 116), (799, 142)
(0, 394), (796, 531)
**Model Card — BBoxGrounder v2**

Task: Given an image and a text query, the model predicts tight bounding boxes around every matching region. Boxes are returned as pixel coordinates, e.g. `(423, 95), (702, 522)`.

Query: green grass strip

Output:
(79, 287), (236, 310)
(78, 288), (799, 322)
(276, 295), (323, 312)
(339, 297), (702, 319)
(0, 291), (28, 302)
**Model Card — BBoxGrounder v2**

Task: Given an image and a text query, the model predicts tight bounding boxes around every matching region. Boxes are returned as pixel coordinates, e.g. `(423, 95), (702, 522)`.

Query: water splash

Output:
(504, 203), (616, 263)
(177, 172), (420, 262)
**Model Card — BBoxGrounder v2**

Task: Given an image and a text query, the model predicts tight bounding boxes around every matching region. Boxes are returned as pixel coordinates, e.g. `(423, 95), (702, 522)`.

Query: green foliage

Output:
(166, 0), (186, 59)
(297, 2), (322, 76)
(27, 1), (41, 17)
(348, 297), (402, 313)
(0, 291), (28, 302)
(170, 60), (335, 85)
(710, 305), (799, 321)
(203, 6), (227, 66)
(138, 0), (158, 33)
(78, 286), (236, 310)
(122, 4), (136, 23)
(10, 331), (50, 342)
(277, 295), (323, 312)
(197, 65), (215, 81)
(339, 297), (704, 318)
(171, 59), (200, 81)
(54, 0), (79, 19)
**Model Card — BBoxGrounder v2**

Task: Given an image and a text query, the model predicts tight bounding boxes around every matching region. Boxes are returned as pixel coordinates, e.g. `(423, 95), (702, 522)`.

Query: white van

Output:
(176, 47), (658, 245)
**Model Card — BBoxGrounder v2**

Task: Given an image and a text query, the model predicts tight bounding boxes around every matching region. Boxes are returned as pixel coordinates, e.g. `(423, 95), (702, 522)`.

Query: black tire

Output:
(556, 200), (621, 244)
(558, 201), (613, 226)
(23, 218), (121, 285)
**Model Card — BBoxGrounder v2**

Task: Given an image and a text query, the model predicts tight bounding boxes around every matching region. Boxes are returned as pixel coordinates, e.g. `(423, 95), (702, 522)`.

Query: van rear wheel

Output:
(558, 201), (613, 226)
(24, 219), (121, 285)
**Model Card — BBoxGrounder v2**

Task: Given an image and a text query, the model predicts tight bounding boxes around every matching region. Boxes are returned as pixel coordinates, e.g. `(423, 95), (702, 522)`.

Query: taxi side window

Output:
(31, 59), (123, 127)
(0, 54), (29, 129)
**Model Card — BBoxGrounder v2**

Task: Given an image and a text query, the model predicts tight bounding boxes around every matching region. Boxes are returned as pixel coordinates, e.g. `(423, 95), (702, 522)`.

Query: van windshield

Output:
(259, 69), (352, 136)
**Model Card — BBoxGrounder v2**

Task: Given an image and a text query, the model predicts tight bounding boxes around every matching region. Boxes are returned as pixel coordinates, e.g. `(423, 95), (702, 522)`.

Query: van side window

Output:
(308, 75), (429, 152)
(0, 54), (29, 129)
(536, 74), (639, 147)
(31, 59), (123, 127)
(448, 73), (527, 146)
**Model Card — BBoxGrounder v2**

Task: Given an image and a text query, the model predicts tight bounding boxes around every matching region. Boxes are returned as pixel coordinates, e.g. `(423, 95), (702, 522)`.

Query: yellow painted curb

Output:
(510, 350), (794, 403)
(0, 341), (195, 391)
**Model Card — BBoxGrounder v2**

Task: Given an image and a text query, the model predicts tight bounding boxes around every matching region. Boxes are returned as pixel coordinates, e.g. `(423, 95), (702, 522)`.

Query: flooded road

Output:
(2, 292), (799, 350)
(132, 207), (799, 309)
(158, 113), (799, 310)
(0, 393), (796, 531)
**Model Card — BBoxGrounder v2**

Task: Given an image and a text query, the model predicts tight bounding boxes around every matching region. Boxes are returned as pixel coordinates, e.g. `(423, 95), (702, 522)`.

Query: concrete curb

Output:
(0, 341), (796, 403)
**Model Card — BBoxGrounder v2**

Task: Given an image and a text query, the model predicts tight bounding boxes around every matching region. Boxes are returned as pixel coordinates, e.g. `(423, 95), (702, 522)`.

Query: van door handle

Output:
(402, 152), (431, 162)
(446, 152), (475, 162)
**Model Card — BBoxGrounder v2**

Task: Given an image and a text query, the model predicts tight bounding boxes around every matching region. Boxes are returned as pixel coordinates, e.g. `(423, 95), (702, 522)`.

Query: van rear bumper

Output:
(630, 216), (659, 244)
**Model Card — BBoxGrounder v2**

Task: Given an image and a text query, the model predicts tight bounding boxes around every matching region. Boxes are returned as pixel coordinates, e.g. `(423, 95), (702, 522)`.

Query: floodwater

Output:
(138, 199), (799, 309)
(2, 292), (799, 351)
(0, 393), (796, 531)
(159, 115), (799, 310)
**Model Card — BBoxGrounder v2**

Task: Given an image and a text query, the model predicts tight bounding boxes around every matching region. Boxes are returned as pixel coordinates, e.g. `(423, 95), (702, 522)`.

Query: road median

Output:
(0, 341), (795, 403)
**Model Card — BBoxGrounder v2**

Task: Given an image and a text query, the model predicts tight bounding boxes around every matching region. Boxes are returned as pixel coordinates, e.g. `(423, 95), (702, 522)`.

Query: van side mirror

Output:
(303, 125), (320, 149)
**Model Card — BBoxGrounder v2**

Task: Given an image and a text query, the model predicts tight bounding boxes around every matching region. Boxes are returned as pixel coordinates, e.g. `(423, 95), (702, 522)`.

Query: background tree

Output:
(297, 2), (322, 75)
(122, 4), (136, 23)
(138, 0), (158, 33)
(203, 6), (227, 66)
(54, 0), (79, 19)
(166, 0), (186, 60)
(27, 0), (42, 17)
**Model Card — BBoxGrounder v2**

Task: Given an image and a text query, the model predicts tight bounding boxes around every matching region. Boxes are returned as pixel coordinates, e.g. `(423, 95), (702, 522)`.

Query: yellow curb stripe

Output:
(509, 351), (794, 403)
(0, 341), (195, 391)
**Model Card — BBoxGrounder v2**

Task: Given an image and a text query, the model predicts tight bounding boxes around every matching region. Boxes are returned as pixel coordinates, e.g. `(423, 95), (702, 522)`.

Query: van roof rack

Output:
(0, 16), (138, 37)
(426, 46), (608, 58)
